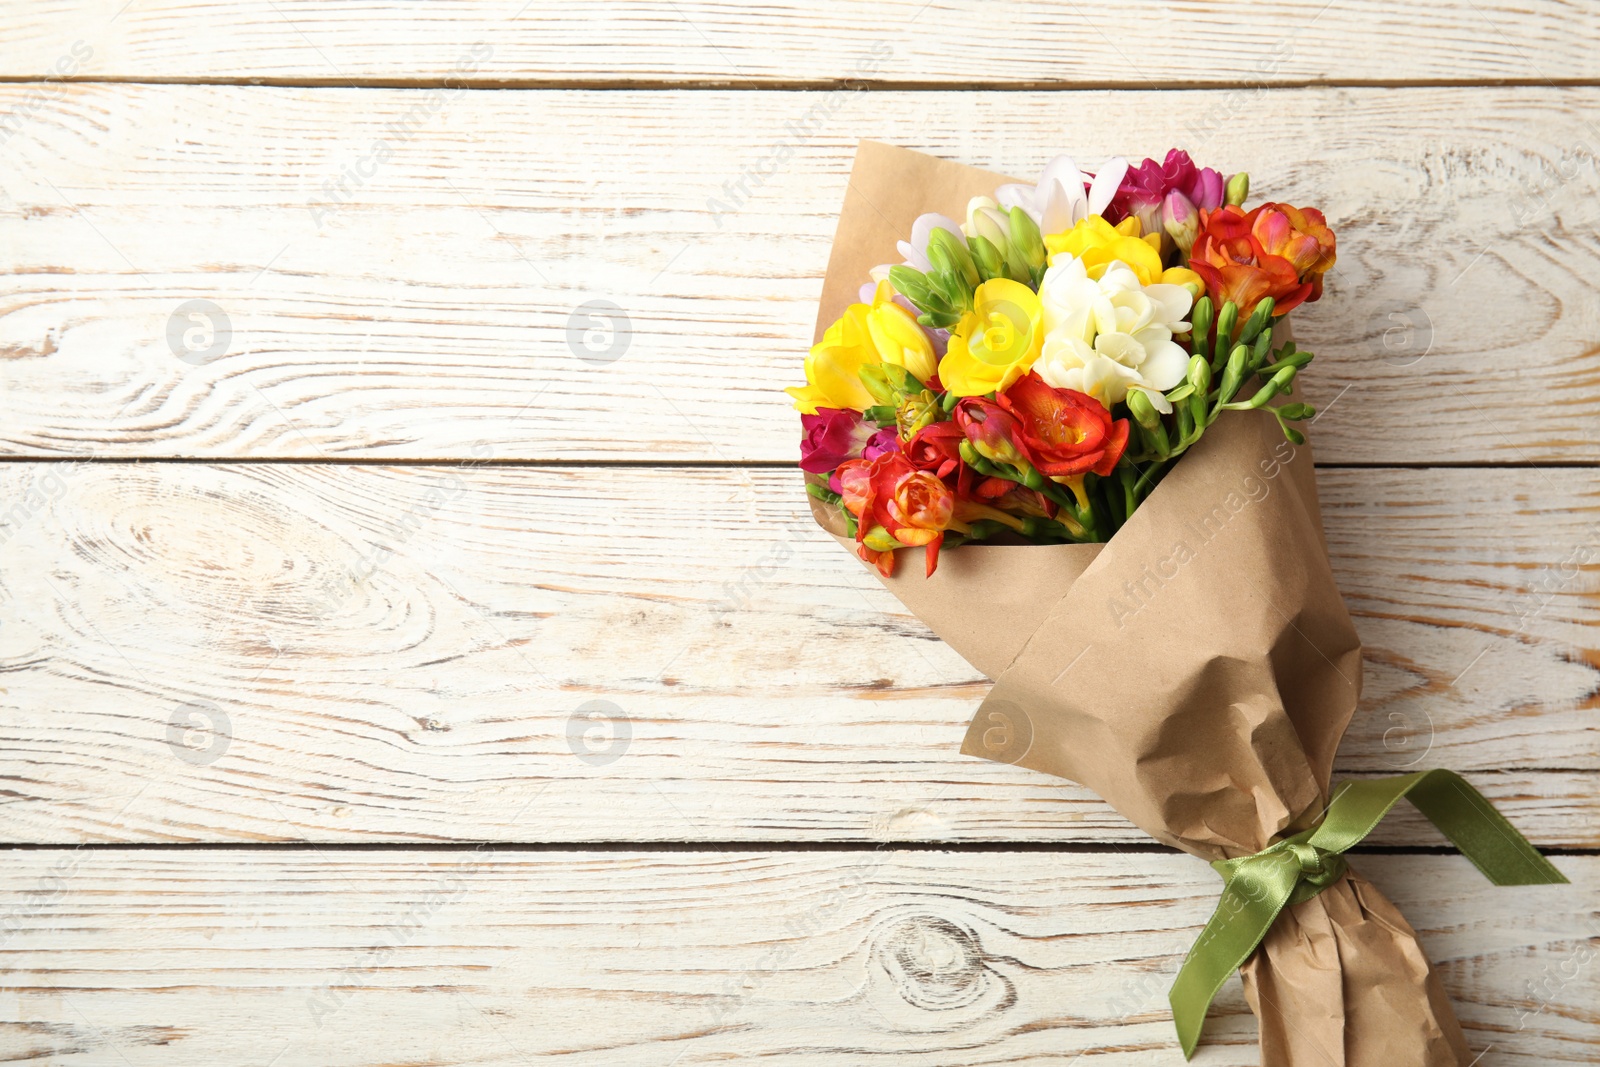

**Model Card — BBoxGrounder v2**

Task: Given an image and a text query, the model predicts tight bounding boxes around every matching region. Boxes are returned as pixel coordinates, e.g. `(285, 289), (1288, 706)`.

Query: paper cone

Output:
(805, 141), (1473, 1065)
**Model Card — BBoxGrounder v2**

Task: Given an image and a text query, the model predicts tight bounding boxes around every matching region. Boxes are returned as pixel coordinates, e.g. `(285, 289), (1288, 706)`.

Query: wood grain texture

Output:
(2, 461), (1595, 844)
(3, 86), (1600, 462)
(1, 0), (1598, 85)
(0, 850), (1592, 1065)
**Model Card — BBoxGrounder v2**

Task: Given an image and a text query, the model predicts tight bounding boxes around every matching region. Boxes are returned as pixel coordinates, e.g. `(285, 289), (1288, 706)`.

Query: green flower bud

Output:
(861, 525), (906, 552)
(888, 265), (940, 314)
(1214, 301), (1239, 353)
(1008, 207), (1046, 273)
(927, 226), (980, 290)
(1190, 296), (1214, 354)
(967, 234), (1007, 282)
(927, 266), (970, 313)
(859, 362), (919, 406)
(858, 364), (897, 405)
(1276, 402), (1315, 421)
(1237, 297), (1275, 346)
(1225, 172), (1249, 207)
(1126, 387), (1161, 430)
(1218, 343), (1248, 403)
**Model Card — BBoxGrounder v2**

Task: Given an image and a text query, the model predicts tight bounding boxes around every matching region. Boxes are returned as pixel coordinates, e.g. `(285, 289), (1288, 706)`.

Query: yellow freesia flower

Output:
(1045, 215), (1207, 292)
(938, 278), (1044, 397)
(863, 282), (938, 383)
(787, 282), (937, 413)
(1044, 215), (1163, 284)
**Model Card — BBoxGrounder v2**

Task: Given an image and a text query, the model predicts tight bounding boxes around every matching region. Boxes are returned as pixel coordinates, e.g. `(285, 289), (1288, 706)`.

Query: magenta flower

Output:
(862, 427), (900, 461)
(799, 407), (874, 474)
(1106, 150), (1226, 235)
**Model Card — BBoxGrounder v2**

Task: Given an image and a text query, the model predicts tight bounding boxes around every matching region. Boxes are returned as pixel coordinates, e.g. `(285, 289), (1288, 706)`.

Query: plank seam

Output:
(3, 842), (1595, 855)
(1, 76), (1598, 91)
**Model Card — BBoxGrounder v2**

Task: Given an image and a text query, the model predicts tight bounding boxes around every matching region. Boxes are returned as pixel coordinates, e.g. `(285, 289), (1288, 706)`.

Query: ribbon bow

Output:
(1169, 768), (1568, 1059)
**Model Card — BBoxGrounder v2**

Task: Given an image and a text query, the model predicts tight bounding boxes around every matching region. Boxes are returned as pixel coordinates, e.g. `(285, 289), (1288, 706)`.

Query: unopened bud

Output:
(1225, 172), (1249, 208)
(1161, 190), (1200, 254)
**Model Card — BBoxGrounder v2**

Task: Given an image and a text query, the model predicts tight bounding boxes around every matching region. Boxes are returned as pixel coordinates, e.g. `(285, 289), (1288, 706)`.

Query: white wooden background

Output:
(1, 2), (1596, 1063)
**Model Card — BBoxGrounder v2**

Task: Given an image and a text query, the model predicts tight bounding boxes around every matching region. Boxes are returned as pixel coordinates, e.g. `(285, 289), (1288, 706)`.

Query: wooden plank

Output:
(2, 86), (1600, 463)
(1, 462), (1595, 844)
(0, 850), (1591, 1064)
(2, 1), (1597, 85)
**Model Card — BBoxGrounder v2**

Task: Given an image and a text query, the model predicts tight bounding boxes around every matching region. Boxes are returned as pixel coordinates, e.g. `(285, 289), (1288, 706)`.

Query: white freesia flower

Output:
(963, 195), (1012, 247)
(1035, 254), (1193, 412)
(995, 155), (1130, 235)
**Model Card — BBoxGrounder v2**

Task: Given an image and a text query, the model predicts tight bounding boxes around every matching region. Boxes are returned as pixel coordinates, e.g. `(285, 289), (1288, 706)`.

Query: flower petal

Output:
(1137, 338), (1191, 391)
(1088, 156), (1129, 216)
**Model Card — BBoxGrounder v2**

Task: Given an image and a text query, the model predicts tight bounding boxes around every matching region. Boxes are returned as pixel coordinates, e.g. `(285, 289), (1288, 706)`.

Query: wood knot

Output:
(873, 914), (991, 1011)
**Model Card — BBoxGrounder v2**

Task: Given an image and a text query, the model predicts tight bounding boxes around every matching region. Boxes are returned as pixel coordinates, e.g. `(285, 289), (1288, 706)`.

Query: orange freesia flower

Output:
(1188, 203), (1336, 317)
(837, 452), (955, 577)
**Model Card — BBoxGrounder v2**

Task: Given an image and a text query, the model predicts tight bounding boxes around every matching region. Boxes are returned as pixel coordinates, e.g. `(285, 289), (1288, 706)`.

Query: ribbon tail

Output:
(1169, 851), (1301, 1059)
(1402, 769), (1568, 886)
(1305, 770), (1567, 886)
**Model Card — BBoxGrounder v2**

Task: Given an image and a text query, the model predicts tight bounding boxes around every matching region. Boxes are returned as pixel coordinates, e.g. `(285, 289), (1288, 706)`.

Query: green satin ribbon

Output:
(1169, 768), (1568, 1059)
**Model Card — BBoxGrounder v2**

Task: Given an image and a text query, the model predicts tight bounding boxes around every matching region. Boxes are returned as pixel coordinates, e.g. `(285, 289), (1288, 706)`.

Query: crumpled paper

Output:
(804, 140), (1472, 1065)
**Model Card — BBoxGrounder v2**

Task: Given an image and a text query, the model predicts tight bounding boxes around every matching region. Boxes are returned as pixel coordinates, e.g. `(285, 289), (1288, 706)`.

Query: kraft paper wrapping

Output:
(805, 140), (1472, 1065)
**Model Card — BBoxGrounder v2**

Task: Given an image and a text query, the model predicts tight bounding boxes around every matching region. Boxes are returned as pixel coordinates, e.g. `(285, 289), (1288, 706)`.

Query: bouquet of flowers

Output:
(792, 142), (1565, 1065)
(792, 144), (1328, 577)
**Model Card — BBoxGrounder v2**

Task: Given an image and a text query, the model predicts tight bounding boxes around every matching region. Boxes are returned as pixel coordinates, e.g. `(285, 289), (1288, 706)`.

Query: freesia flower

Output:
(996, 372), (1129, 481)
(1034, 254), (1194, 413)
(798, 408), (873, 473)
(787, 283), (939, 413)
(953, 396), (1033, 469)
(837, 452), (955, 577)
(861, 281), (940, 382)
(1044, 215), (1204, 290)
(964, 195), (1013, 248)
(858, 281), (950, 357)
(1106, 149), (1225, 234)
(895, 212), (965, 272)
(938, 278), (1044, 396)
(862, 426), (900, 461)
(1251, 203), (1337, 297)
(1161, 190), (1200, 256)
(995, 155), (1129, 235)
(1188, 203), (1337, 317)
(904, 421), (965, 482)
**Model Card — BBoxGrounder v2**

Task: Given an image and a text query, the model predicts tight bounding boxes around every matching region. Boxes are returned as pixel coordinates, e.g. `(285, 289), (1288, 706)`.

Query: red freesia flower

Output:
(996, 373), (1128, 480)
(953, 398), (1033, 470)
(1188, 203), (1337, 317)
(836, 452), (955, 578)
(905, 421), (966, 483)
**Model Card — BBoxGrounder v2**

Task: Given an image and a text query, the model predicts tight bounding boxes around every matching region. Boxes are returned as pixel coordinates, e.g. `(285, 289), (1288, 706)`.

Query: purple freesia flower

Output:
(1107, 150), (1226, 234)
(862, 427), (900, 461)
(799, 407), (874, 473)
